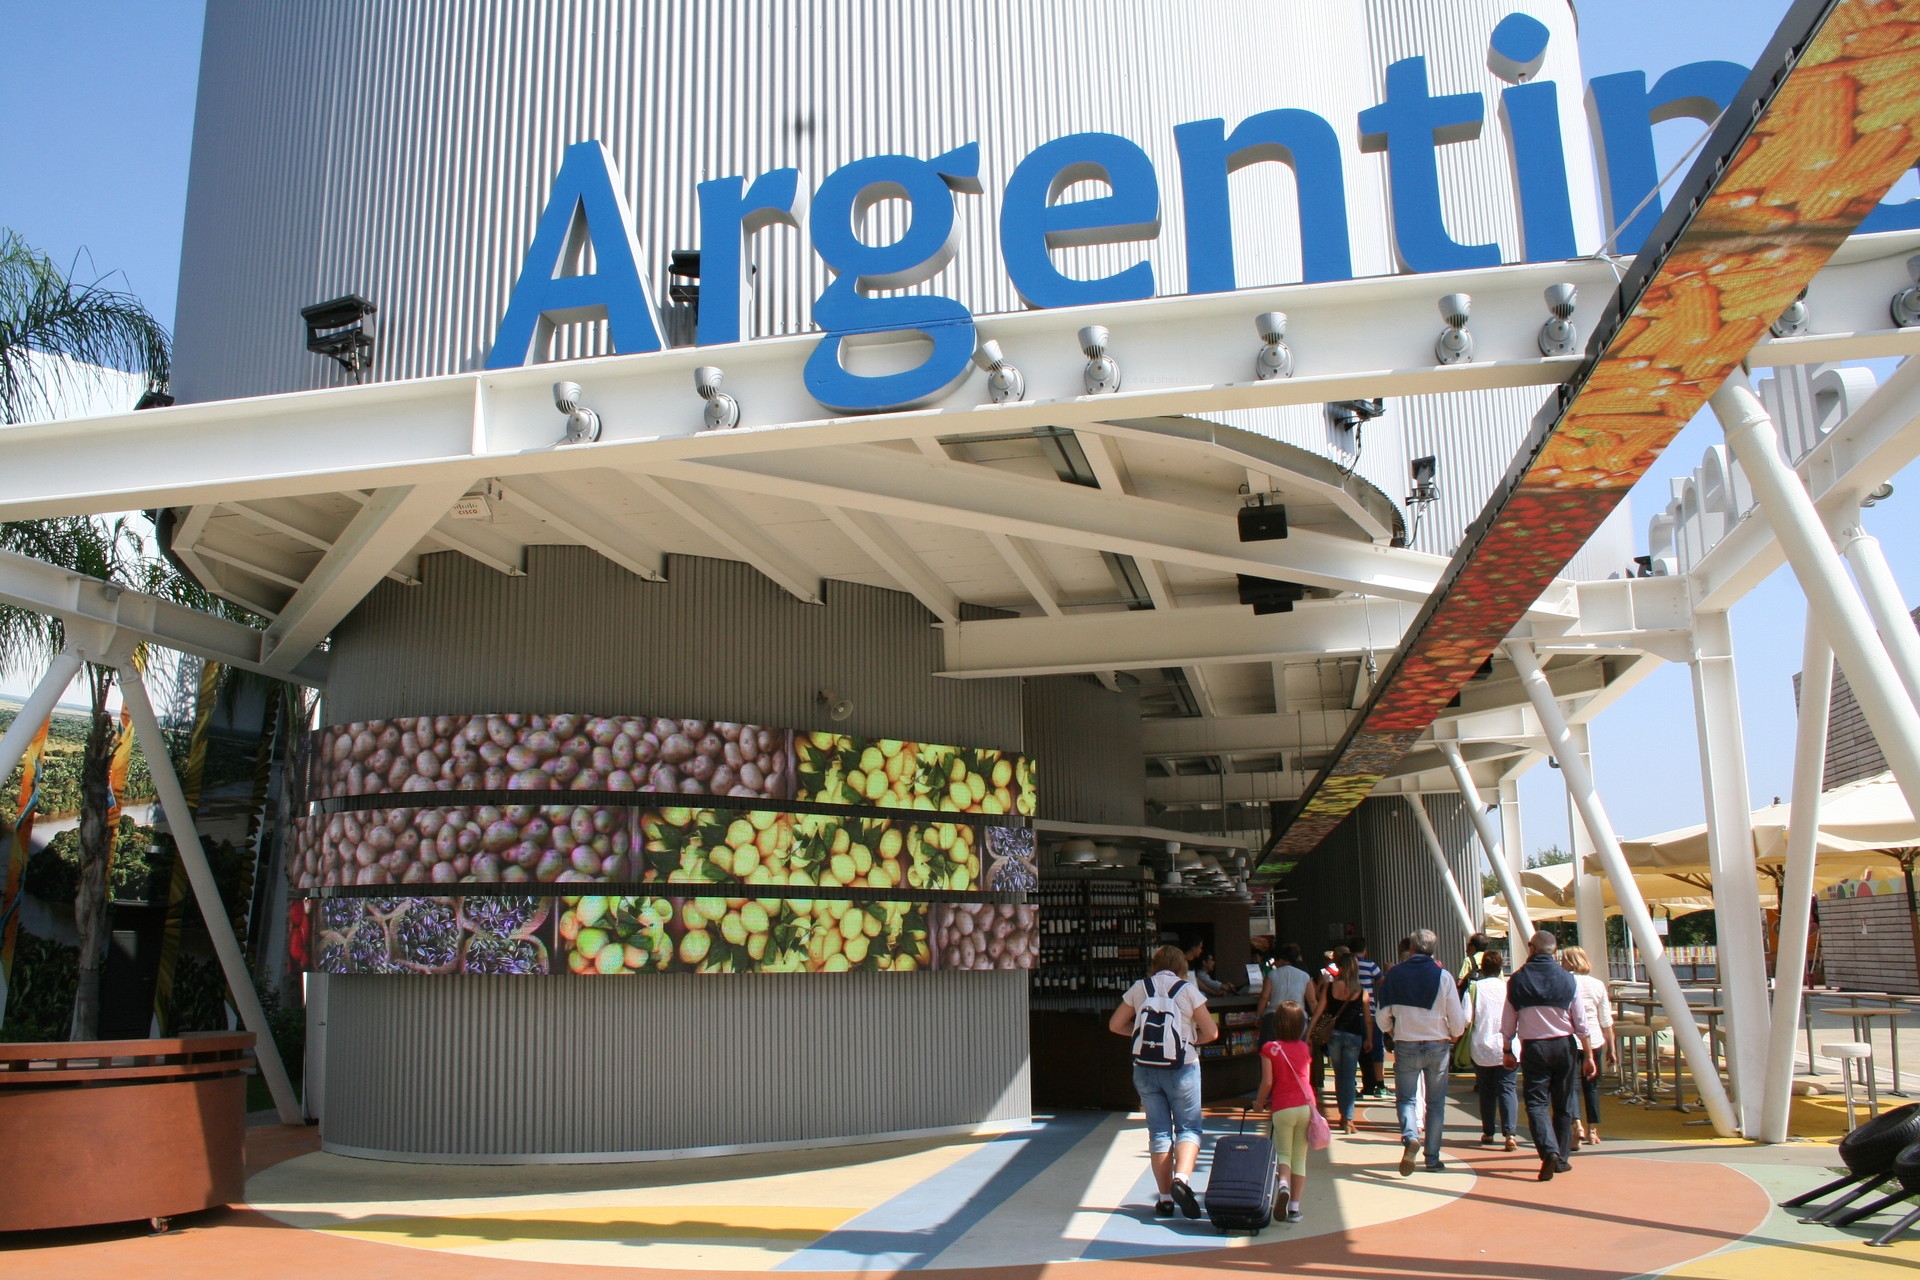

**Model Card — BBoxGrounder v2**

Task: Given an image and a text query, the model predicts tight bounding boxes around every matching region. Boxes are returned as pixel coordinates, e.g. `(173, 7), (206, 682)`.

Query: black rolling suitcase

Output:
(1206, 1110), (1277, 1232)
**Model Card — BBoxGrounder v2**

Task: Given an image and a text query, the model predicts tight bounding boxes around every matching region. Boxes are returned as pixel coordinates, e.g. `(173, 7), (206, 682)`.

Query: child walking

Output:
(1256, 1000), (1314, 1223)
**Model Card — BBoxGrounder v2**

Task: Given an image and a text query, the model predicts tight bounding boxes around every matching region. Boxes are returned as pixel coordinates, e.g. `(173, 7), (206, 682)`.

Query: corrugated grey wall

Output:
(324, 969), (1031, 1158)
(1021, 675), (1143, 827)
(1273, 793), (1482, 972)
(327, 548), (1023, 751)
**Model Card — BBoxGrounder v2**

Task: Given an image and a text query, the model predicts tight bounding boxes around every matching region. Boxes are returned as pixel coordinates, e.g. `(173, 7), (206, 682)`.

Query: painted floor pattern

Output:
(245, 1105), (1476, 1270)
(5, 1079), (1917, 1279)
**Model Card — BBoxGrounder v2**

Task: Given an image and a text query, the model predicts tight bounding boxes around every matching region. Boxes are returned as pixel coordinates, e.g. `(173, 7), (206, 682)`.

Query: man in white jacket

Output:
(1375, 929), (1468, 1176)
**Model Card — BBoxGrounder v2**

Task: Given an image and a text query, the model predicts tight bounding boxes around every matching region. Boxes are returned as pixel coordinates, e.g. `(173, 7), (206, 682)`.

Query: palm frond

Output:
(0, 228), (171, 425)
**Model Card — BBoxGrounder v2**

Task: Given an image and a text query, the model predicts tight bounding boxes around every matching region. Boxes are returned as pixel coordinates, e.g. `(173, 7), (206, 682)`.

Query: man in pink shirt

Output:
(1501, 931), (1596, 1182)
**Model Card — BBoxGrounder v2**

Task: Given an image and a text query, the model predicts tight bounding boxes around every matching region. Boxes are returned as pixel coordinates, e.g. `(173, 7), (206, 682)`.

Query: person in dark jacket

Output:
(1501, 931), (1597, 1181)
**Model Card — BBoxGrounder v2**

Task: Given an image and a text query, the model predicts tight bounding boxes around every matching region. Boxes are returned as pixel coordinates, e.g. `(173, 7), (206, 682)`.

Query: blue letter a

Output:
(486, 140), (665, 369)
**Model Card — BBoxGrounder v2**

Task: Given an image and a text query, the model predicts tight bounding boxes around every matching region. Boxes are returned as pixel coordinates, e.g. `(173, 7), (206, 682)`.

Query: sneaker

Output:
(1555, 1157), (1573, 1174)
(1154, 1197), (1176, 1218)
(1400, 1141), (1420, 1177)
(1274, 1184), (1291, 1222)
(1285, 1204), (1304, 1223)
(1480, 1134), (1497, 1147)
(1504, 1136), (1518, 1152)
(1169, 1178), (1202, 1219)
(1539, 1157), (1556, 1182)
(1424, 1159), (1446, 1172)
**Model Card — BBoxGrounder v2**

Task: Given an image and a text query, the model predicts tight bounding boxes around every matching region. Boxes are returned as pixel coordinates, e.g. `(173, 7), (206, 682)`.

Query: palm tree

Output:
(0, 228), (170, 423)
(0, 228), (182, 1039)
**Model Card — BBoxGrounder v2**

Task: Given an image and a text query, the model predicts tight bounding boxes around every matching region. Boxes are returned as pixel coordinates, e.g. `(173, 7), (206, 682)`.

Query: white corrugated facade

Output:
(175, 0), (1593, 561)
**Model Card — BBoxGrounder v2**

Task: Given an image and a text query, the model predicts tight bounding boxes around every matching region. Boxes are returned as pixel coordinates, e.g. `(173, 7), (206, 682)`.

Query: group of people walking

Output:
(1112, 925), (1619, 1223)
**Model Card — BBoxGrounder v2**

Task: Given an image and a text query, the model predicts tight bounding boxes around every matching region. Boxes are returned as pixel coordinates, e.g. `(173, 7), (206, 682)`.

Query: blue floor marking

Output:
(774, 1111), (1107, 1272)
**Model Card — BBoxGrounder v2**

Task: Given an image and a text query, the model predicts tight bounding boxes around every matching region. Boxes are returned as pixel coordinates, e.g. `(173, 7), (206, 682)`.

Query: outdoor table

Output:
(1824, 1006), (1905, 1113)
(1616, 997), (1680, 1105)
(1614, 1022), (1654, 1103)
(1693, 1006), (1725, 1072)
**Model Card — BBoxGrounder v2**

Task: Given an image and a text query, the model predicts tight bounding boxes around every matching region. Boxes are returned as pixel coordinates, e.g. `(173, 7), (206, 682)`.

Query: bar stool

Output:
(1826, 1042), (1878, 1129)
(1615, 1022), (1653, 1103)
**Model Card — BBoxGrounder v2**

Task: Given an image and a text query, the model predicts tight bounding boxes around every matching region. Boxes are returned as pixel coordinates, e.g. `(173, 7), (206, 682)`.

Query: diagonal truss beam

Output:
(1264, 0), (1920, 871)
(624, 472), (824, 604)
(658, 446), (1457, 606)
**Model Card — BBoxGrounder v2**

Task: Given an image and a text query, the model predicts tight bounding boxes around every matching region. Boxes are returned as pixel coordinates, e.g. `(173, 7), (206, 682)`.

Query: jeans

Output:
(1132, 1061), (1203, 1154)
(1571, 1063), (1602, 1130)
(1519, 1037), (1579, 1162)
(1475, 1063), (1518, 1138)
(1393, 1040), (1452, 1163)
(1328, 1030), (1364, 1120)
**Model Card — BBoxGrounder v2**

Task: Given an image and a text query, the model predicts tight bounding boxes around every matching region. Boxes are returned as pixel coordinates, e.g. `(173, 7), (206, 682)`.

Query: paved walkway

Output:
(5, 1078), (1918, 1278)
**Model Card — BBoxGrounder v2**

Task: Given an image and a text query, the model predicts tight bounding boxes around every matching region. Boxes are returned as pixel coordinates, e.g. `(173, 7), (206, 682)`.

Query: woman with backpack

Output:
(1108, 944), (1220, 1218)
(1256, 1000), (1317, 1223)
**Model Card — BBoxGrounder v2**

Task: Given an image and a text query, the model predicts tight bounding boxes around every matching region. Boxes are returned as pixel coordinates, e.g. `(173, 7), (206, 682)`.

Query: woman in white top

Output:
(1560, 945), (1615, 1144)
(1466, 950), (1519, 1149)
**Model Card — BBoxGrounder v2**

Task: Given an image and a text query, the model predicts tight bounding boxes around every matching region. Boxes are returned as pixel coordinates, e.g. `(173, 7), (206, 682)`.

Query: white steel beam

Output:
(0, 649), (83, 791)
(1837, 521), (1920, 705)
(668, 447), (1453, 605)
(0, 549), (324, 686)
(625, 473), (823, 604)
(821, 506), (959, 624)
(1712, 374), (1920, 835)
(1510, 639), (1738, 1138)
(4, 238), (1917, 523)
(118, 667), (302, 1124)
(1405, 795), (1478, 938)
(421, 520), (526, 576)
(1692, 354), (1920, 612)
(941, 598), (1411, 679)
(1762, 616), (1831, 1143)
(984, 532), (1063, 617)
(263, 479), (474, 671)
(1688, 609), (1770, 1134)
(497, 474), (667, 583)
(1439, 739), (1533, 942)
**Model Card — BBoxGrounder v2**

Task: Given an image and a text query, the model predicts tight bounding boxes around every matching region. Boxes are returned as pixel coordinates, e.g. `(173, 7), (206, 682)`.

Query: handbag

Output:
(1308, 994), (1351, 1049)
(1283, 1046), (1332, 1149)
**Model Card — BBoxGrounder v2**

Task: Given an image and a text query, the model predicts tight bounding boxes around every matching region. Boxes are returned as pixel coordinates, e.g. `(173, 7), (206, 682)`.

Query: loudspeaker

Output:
(1237, 501), (1288, 542)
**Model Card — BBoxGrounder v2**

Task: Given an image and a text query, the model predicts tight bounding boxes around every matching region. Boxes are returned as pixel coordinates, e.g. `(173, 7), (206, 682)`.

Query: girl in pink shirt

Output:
(1257, 1001), (1314, 1222)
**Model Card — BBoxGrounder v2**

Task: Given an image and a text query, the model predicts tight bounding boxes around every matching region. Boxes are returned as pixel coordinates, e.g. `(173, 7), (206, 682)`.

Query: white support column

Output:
(1499, 771), (1529, 971)
(1438, 741), (1534, 940)
(0, 648), (82, 787)
(1405, 795), (1478, 938)
(118, 666), (302, 1124)
(1688, 608), (1771, 1135)
(1837, 522), (1920, 706)
(1509, 639), (1739, 1137)
(1563, 723), (1610, 963)
(1762, 617), (1832, 1143)
(1712, 374), (1920, 832)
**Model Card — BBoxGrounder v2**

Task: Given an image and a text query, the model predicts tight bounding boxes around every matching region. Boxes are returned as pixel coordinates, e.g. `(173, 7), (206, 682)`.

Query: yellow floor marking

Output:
(318, 1202), (858, 1249)
(252, 1135), (990, 1232)
(1664, 1239), (1920, 1277)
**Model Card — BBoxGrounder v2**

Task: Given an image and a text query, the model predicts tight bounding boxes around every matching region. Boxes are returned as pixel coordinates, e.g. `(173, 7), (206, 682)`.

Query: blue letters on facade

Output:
(1586, 62), (1747, 255)
(489, 31), (1920, 408)
(695, 169), (807, 346)
(804, 145), (981, 413)
(1174, 111), (1353, 289)
(1001, 133), (1161, 309)
(487, 140), (665, 370)
(1360, 57), (1502, 273)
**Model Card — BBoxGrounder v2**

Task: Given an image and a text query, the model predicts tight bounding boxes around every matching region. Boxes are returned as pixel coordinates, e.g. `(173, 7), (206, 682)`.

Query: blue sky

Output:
(1, 0), (1914, 852)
